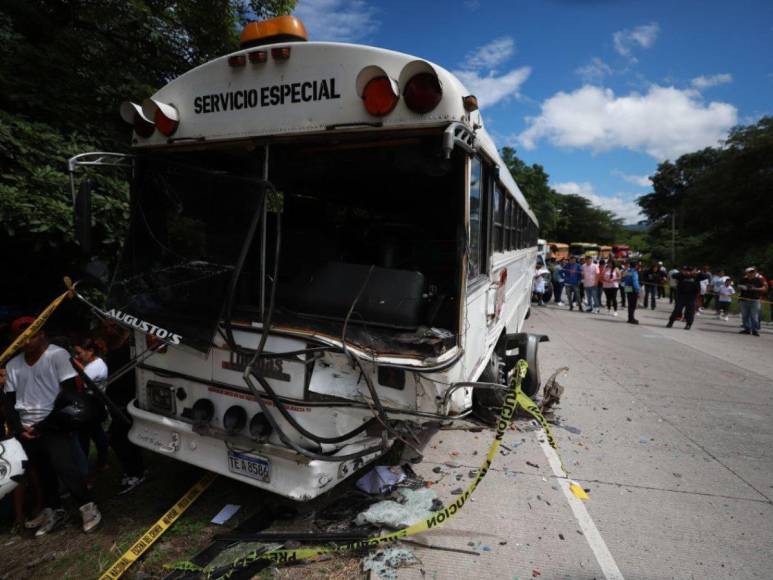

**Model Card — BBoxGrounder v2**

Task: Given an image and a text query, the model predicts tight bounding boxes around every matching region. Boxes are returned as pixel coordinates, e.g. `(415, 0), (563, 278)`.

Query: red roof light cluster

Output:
(120, 99), (179, 138)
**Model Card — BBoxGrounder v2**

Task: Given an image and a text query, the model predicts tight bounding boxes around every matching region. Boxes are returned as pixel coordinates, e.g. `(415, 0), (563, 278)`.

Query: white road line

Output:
(538, 437), (625, 580)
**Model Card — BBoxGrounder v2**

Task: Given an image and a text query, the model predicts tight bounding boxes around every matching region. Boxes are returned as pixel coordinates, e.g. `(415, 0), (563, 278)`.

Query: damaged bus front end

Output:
(68, 17), (542, 501)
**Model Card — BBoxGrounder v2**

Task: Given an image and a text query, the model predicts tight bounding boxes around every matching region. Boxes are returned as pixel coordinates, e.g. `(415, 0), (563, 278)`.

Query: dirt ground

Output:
(0, 449), (368, 579)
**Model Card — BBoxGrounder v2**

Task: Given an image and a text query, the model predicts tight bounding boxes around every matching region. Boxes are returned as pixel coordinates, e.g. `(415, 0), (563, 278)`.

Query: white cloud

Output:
(613, 23), (659, 57)
(612, 170), (652, 188)
(575, 57), (613, 82)
(691, 73), (733, 90)
(553, 181), (643, 224)
(295, 0), (378, 42)
(464, 0), (481, 11)
(462, 37), (515, 70)
(452, 36), (530, 109)
(518, 84), (737, 161)
(453, 67), (531, 109)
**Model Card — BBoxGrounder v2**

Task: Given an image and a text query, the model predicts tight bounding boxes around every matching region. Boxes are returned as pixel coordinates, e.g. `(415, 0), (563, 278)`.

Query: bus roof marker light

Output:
(228, 54), (247, 67)
(248, 50), (268, 63)
(271, 46), (291, 61)
(119, 101), (155, 138)
(404, 72), (442, 114)
(142, 99), (179, 137)
(463, 95), (479, 112)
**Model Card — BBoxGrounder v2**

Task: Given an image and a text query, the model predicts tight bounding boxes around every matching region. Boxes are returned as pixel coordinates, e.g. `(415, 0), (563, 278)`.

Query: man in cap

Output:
(667, 266), (699, 330)
(2, 317), (102, 536)
(737, 267), (768, 336)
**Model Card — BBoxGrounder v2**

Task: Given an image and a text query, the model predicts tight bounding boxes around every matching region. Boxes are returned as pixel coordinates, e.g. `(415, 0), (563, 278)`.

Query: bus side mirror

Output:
(74, 178), (93, 257)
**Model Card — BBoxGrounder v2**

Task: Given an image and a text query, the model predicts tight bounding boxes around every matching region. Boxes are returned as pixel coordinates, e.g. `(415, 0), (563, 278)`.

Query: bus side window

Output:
(469, 157), (493, 281)
(503, 196), (512, 252)
(508, 200), (517, 251)
(468, 158), (483, 279)
(493, 186), (504, 252)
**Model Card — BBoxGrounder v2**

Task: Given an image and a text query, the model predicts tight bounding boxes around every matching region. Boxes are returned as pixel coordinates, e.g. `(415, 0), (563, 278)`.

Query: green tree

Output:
(501, 146), (560, 235)
(501, 146), (626, 245)
(639, 116), (773, 275)
(0, 0), (295, 308)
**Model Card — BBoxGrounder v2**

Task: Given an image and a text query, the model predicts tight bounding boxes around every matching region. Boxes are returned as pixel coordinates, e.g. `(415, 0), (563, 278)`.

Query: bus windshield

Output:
(109, 134), (465, 356)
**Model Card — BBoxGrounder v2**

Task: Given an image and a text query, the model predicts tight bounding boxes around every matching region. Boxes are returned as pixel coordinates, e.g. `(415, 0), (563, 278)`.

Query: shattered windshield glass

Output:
(107, 156), (263, 351)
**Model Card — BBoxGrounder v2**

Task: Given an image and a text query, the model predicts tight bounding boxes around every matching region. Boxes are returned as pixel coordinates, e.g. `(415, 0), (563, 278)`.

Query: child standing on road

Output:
(718, 278), (735, 321)
(533, 263), (549, 306)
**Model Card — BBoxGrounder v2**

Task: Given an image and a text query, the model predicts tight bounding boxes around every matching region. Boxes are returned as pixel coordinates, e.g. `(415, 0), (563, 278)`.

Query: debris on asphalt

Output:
(465, 540), (493, 553)
(526, 461), (540, 469)
(211, 504), (241, 525)
(532, 568), (542, 577)
(450, 487), (464, 495)
(356, 466), (407, 495)
(569, 482), (589, 500)
(558, 533), (565, 540)
(362, 547), (417, 580)
(432, 466), (443, 474)
(400, 538), (480, 556)
(354, 488), (437, 529)
(502, 467), (518, 479)
(539, 366), (569, 416)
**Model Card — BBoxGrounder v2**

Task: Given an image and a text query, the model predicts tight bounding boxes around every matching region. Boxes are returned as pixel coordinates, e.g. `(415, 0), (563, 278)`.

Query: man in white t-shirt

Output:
(3, 317), (102, 536)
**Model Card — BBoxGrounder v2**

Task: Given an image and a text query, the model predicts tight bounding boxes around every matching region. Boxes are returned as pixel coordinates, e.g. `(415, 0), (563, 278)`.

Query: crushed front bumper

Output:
(127, 401), (383, 500)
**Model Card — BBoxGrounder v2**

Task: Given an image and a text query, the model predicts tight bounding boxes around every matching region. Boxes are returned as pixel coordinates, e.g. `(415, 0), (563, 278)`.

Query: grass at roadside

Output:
(1, 452), (275, 579)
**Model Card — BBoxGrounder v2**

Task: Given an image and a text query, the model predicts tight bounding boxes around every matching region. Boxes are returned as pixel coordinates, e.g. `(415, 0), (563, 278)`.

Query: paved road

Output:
(401, 298), (773, 580)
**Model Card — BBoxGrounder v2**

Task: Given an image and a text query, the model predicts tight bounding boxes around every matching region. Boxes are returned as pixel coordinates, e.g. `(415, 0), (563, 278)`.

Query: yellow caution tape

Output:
(187, 359), (565, 580)
(0, 277), (75, 366)
(99, 472), (217, 580)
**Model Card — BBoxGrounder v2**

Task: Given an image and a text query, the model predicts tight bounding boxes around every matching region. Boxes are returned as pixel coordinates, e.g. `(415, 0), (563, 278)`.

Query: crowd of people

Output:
(0, 317), (146, 537)
(534, 257), (770, 335)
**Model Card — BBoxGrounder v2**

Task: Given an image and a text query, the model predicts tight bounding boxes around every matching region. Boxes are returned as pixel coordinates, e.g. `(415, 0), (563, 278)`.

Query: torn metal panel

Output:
(307, 352), (418, 410)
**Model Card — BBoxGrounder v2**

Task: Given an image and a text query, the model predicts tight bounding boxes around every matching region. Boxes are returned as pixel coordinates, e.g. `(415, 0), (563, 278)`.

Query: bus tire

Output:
(472, 348), (507, 425)
(504, 332), (547, 398)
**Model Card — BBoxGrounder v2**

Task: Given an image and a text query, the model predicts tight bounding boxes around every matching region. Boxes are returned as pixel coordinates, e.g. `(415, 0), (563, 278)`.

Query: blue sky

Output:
(293, 0), (773, 223)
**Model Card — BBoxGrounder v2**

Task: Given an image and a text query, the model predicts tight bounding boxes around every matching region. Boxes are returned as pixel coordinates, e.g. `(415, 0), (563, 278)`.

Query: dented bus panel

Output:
(69, 17), (541, 500)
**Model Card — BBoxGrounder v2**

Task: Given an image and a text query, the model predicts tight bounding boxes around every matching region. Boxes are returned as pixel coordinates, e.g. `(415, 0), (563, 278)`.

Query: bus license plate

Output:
(227, 450), (271, 483)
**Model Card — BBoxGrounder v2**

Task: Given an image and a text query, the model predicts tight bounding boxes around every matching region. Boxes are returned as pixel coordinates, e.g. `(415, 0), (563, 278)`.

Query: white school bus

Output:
(69, 16), (544, 500)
